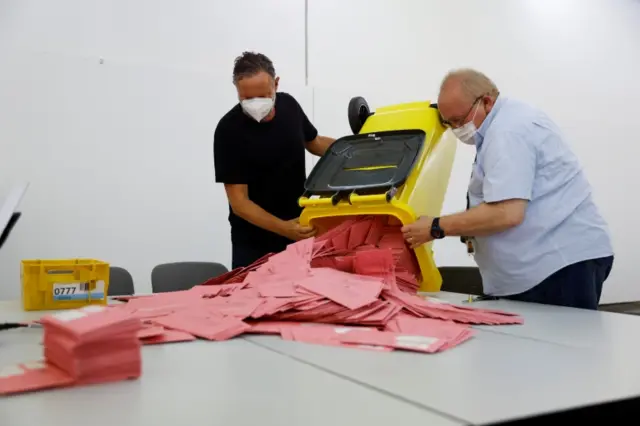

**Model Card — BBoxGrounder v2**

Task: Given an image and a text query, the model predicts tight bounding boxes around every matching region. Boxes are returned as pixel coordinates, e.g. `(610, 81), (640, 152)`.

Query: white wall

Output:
(0, 0), (309, 298)
(1, 0), (639, 303)
(308, 0), (640, 303)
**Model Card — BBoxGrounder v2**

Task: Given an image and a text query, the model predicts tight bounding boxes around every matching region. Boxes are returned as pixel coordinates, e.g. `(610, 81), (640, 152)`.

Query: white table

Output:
(247, 293), (640, 424)
(0, 325), (462, 426)
(246, 330), (640, 424)
(2, 295), (640, 425)
(429, 292), (640, 357)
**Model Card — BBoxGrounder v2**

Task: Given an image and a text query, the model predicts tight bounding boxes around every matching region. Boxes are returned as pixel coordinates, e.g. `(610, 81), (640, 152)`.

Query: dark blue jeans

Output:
(504, 256), (614, 310)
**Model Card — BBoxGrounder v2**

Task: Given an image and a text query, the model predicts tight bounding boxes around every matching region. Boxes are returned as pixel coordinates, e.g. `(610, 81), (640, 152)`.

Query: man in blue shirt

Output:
(401, 68), (613, 310)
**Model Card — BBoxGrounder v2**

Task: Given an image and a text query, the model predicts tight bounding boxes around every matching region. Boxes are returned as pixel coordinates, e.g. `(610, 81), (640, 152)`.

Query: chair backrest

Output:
(151, 262), (229, 293)
(438, 266), (484, 296)
(108, 266), (135, 296)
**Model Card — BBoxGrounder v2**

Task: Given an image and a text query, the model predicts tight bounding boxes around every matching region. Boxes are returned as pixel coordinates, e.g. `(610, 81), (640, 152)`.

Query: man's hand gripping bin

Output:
(298, 97), (457, 292)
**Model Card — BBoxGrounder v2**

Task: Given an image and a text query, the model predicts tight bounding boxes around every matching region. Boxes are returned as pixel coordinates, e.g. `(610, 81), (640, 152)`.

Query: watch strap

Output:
(431, 217), (445, 239)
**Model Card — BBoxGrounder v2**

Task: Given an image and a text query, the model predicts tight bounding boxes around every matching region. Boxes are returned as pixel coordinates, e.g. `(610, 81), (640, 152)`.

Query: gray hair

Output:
(232, 51), (276, 84)
(440, 68), (500, 100)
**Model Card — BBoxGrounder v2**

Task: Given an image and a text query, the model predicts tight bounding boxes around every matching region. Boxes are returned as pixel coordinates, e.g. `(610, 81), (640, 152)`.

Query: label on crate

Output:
(52, 280), (106, 301)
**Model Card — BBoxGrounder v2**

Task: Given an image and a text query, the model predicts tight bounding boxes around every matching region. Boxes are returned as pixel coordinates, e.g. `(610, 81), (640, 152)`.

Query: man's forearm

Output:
(231, 198), (287, 237)
(439, 202), (524, 237)
(308, 136), (336, 156)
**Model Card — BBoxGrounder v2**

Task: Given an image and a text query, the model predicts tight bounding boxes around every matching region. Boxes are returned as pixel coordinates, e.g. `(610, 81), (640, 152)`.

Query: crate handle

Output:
(46, 269), (75, 275)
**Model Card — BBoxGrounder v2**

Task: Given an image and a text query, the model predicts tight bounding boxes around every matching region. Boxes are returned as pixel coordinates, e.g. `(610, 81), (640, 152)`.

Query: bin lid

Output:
(305, 130), (425, 194)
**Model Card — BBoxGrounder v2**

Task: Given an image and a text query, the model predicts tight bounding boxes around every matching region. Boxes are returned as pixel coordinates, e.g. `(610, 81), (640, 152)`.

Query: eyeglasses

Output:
(440, 95), (483, 129)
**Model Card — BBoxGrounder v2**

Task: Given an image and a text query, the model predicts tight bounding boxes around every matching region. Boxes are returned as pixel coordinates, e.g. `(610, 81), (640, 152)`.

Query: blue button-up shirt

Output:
(469, 96), (613, 296)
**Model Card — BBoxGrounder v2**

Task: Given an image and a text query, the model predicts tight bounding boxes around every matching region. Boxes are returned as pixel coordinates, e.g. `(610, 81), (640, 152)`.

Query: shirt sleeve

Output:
(482, 131), (536, 203)
(286, 93), (318, 143)
(213, 119), (250, 184)
(301, 106), (318, 143)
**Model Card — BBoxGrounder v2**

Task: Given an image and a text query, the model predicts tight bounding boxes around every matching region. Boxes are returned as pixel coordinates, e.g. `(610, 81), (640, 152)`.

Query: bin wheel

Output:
(348, 96), (372, 134)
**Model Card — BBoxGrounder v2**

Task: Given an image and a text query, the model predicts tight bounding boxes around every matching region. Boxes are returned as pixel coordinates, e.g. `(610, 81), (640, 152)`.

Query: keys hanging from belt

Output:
(460, 236), (474, 254)
(462, 158), (476, 255)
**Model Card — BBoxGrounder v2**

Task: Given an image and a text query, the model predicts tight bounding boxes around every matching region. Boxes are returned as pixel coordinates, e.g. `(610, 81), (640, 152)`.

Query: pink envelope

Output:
(363, 216), (385, 246)
(141, 329), (196, 345)
(205, 297), (263, 319)
(334, 329), (444, 353)
(256, 280), (298, 298)
(40, 306), (142, 343)
(189, 285), (223, 298)
(247, 321), (304, 334)
(283, 324), (390, 352)
(250, 297), (299, 318)
(151, 312), (250, 341)
(347, 219), (372, 249)
(286, 238), (315, 263)
(124, 306), (177, 321)
(298, 268), (383, 310)
(124, 290), (201, 312)
(137, 325), (165, 340)
(0, 361), (74, 396)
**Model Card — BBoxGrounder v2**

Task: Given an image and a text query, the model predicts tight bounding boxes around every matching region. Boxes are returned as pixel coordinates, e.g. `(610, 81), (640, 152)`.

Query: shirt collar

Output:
(475, 95), (505, 148)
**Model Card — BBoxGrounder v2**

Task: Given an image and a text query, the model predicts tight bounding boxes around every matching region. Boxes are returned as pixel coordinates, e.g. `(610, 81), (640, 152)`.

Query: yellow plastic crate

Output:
(21, 259), (110, 311)
(299, 99), (457, 292)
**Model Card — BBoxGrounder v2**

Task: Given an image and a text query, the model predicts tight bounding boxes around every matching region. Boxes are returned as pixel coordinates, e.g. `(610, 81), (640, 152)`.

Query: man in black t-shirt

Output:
(214, 52), (335, 269)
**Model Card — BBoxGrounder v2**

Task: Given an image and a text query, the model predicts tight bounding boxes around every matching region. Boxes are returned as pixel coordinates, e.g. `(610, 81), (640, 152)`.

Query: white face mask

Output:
(241, 96), (275, 122)
(452, 122), (478, 145)
(451, 102), (481, 145)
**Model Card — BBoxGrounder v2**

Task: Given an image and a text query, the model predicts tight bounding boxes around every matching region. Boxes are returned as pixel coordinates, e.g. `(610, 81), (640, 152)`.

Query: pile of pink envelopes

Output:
(203, 216), (423, 293)
(110, 217), (522, 352)
(41, 305), (142, 385)
(0, 216), (523, 396)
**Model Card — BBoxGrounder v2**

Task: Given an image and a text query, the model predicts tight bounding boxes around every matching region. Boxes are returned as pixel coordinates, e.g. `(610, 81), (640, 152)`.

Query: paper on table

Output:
(206, 297), (263, 319)
(141, 329), (196, 345)
(0, 361), (73, 396)
(329, 329), (444, 353)
(151, 312), (250, 341)
(283, 324), (392, 352)
(137, 325), (165, 339)
(247, 321), (305, 335)
(298, 268), (383, 310)
(39, 302), (143, 388)
(95, 216), (522, 357)
(256, 280), (298, 298)
(40, 305), (141, 342)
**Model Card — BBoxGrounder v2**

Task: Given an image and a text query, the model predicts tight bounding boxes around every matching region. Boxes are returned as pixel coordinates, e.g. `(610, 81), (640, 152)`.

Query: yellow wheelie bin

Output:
(298, 97), (457, 292)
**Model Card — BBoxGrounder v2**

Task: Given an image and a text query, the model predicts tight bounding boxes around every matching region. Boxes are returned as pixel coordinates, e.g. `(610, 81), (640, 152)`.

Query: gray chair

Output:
(108, 266), (135, 296)
(151, 262), (229, 293)
(439, 266), (484, 296)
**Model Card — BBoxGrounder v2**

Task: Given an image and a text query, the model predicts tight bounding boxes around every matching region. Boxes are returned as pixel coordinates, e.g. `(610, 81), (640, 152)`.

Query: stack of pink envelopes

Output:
(41, 305), (142, 386)
(1, 305), (142, 396)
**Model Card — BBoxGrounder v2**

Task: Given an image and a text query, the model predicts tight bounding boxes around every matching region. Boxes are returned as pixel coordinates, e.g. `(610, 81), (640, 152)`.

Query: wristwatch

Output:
(430, 217), (446, 239)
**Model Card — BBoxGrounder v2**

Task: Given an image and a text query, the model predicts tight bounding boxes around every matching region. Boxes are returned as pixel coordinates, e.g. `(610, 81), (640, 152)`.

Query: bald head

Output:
(438, 68), (500, 129)
(440, 69), (499, 101)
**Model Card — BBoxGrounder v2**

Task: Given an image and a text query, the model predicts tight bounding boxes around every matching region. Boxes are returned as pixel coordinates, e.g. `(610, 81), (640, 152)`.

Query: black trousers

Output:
(231, 243), (275, 269)
(504, 256), (614, 310)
